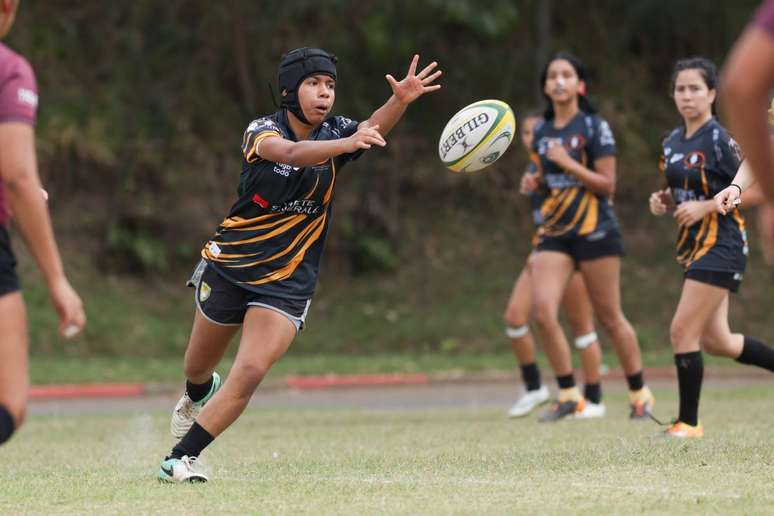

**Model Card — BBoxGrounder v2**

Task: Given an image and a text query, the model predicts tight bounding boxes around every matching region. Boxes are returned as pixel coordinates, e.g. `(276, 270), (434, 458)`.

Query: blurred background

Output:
(8, 0), (773, 381)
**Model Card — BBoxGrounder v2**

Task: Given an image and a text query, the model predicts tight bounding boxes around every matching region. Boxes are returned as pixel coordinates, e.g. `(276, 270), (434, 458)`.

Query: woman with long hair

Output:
(652, 57), (774, 437)
(528, 52), (653, 422)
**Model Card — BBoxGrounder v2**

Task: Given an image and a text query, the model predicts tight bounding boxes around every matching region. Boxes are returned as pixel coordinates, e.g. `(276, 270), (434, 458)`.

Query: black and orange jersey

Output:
(201, 110), (362, 299)
(531, 111), (618, 239)
(661, 118), (747, 273)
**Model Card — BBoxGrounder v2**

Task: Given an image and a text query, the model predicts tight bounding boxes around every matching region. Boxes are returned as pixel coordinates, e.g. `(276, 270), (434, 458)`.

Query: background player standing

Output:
(504, 113), (605, 419)
(649, 57), (774, 438)
(527, 52), (654, 422)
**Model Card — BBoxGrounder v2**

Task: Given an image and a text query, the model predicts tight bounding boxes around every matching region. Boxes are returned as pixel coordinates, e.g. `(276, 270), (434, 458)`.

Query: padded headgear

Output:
(278, 47), (337, 125)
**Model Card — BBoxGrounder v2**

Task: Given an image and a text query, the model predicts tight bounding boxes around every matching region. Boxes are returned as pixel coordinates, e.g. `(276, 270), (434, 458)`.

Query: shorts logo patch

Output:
(207, 242), (221, 257)
(199, 281), (211, 302)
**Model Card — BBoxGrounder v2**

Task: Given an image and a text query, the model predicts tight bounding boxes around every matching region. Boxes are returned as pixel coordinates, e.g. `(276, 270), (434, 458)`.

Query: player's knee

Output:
(670, 318), (694, 348)
(229, 362), (268, 393)
(595, 309), (623, 335)
(574, 331), (598, 350)
(505, 324), (530, 340)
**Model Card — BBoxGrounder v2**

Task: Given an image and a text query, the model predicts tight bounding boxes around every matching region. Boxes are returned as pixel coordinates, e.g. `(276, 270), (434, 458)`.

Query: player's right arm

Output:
(0, 122), (85, 337)
(715, 160), (765, 214)
(256, 126), (386, 167)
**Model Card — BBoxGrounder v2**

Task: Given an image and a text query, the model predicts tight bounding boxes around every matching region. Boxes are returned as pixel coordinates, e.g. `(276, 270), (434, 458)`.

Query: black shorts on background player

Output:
(0, 225), (18, 296)
(660, 118), (746, 292)
(537, 228), (624, 262)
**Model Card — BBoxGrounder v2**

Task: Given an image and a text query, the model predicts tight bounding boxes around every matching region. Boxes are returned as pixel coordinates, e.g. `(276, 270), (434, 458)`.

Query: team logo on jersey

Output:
(565, 134), (587, 151)
(683, 151), (706, 169)
(199, 281), (211, 302)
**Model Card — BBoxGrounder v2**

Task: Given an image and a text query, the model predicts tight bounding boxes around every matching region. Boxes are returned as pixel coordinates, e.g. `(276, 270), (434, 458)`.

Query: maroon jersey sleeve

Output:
(754, 0), (774, 36)
(0, 47), (38, 125)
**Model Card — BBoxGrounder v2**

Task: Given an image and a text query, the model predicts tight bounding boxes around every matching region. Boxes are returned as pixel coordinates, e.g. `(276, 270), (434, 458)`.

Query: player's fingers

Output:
(385, 75), (398, 88)
(417, 61), (438, 79)
(421, 70), (443, 85)
(423, 84), (442, 92)
(407, 54), (419, 76)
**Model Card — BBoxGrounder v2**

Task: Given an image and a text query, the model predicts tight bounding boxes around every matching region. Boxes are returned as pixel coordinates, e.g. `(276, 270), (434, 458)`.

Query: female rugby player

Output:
(0, 0), (85, 447)
(528, 52), (653, 422)
(505, 113), (605, 419)
(158, 48), (441, 482)
(650, 57), (774, 438)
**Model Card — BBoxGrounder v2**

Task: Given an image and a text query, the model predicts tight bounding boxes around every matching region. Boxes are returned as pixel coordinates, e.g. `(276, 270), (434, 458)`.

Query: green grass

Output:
(2, 385), (774, 514)
(29, 348), (750, 385)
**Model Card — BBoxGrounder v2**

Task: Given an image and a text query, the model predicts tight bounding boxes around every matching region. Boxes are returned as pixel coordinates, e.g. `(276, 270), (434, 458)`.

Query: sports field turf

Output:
(2, 384), (773, 514)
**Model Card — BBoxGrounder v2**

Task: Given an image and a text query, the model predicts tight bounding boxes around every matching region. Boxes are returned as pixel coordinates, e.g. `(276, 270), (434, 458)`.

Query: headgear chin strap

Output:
(278, 47), (337, 126)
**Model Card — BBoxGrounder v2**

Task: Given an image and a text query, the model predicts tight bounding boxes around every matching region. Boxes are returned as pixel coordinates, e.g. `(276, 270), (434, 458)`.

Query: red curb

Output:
(29, 383), (145, 400)
(286, 373), (429, 390)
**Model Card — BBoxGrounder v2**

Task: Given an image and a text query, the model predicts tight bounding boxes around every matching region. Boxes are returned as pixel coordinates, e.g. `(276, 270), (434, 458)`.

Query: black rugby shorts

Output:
(536, 228), (625, 263)
(187, 260), (311, 331)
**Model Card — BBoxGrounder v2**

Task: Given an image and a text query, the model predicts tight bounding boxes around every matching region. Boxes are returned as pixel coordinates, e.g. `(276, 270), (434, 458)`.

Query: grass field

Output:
(2, 384), (773, 514)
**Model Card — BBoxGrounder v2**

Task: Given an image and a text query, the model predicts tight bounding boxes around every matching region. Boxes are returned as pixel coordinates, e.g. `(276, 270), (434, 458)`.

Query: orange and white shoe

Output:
(629, 386), (655, 420)
(663, 421), (704, 439)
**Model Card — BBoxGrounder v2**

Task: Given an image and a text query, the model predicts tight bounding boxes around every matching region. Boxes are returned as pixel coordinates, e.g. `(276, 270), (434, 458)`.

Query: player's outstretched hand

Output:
(714, 185), (741, 215)
(345, 124), (386, 152)
(48, 277), (86, 339)
(386, 55), (442, 105)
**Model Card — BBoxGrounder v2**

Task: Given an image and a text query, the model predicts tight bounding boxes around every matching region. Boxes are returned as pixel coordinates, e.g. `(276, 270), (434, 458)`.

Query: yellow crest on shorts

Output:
(199, 281), (211, 302)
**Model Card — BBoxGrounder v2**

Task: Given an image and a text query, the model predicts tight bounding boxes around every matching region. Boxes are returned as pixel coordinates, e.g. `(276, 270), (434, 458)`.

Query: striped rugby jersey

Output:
(201, 110), (362, 299)
(530, 112), (619, 239)
(661, 118), (747, 273)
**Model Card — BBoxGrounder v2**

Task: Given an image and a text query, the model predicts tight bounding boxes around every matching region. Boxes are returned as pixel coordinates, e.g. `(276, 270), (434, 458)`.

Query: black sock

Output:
(169, 421), (214, 460)
(675, 351), (703, 426)
(584, 383), (602, 404)
(556, 374), (575, 390)
(186, 375), (214, 403)
(625, 371), (644, 391)
(521, 363), (541, 392)
(736, 336), (774, 372)
(0, 405), (14, 445)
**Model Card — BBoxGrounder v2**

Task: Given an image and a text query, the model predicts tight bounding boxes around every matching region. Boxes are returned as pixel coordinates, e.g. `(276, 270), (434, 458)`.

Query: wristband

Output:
(730, 183), (743, 196)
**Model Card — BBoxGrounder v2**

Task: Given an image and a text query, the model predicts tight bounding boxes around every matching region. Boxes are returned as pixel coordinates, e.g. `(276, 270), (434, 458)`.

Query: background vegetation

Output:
(8, 0), (774, 368)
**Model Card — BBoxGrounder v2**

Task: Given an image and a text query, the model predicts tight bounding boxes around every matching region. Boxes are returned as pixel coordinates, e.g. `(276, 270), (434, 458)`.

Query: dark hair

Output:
(520, 110), (543, 128)
(539, 52), (597, 120)
(670, 57), (718, 116)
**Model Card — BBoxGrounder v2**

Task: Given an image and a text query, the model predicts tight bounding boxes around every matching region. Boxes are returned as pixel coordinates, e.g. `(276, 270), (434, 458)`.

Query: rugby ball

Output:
(438, 99), (516, 173)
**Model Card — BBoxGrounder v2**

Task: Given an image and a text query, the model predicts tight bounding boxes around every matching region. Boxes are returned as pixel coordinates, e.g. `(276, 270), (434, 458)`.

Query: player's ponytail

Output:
(540, 52), (597, 120)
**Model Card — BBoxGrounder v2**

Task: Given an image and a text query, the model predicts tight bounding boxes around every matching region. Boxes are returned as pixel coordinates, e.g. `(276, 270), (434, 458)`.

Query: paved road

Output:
(27, 374), (772, 417)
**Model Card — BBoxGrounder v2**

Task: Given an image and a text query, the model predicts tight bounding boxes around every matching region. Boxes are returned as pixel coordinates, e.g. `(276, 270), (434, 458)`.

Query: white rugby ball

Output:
(438, 99), (516, 173)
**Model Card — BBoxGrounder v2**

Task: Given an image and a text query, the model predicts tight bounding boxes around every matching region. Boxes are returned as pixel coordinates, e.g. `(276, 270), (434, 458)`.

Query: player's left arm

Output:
(359, 55), (442, 137)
